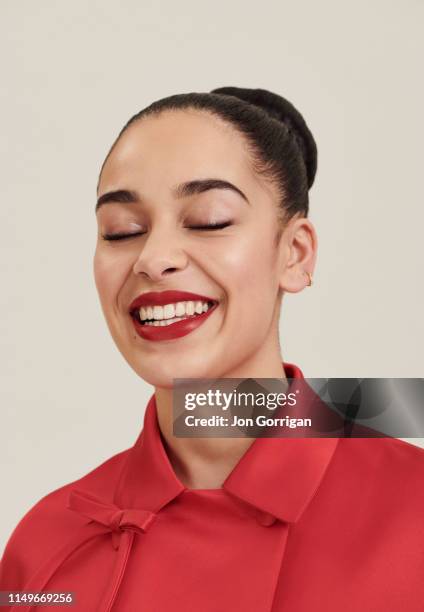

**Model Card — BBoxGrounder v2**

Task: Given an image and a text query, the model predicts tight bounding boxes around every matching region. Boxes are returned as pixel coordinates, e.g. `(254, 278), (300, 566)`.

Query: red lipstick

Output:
(129, 290), (218, 342)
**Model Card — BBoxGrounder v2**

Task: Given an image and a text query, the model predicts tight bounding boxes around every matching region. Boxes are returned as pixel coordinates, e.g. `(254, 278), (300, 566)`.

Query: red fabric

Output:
(1, 363), (424, 611)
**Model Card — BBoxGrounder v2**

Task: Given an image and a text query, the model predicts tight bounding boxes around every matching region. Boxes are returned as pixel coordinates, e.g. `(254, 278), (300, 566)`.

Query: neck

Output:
(155, 347), (287, 490)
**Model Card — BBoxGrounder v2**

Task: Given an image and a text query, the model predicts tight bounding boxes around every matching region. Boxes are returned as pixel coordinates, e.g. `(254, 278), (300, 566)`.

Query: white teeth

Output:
(138, 300), (214, 322)
(175, 302), (185, 317)
(163, 304), (175, 319)
(153, 305), (163, 320)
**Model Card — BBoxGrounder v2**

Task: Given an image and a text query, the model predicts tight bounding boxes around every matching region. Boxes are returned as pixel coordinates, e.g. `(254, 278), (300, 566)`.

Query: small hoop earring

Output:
(305, 271), (313, 287)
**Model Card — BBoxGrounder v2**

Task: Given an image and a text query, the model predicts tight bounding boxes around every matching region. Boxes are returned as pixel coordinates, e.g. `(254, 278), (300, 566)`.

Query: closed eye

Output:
(187, 221), (232, 231)
(101, 231), (146, 241)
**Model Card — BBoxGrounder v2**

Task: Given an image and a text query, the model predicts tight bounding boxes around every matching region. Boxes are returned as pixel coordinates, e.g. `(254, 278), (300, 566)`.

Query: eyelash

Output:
(102, 221), (232, 241)
(102, 231), (145, 242)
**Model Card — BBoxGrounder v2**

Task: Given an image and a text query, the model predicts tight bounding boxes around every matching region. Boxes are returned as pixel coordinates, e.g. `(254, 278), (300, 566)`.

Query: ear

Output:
(277, 216), (317, 293)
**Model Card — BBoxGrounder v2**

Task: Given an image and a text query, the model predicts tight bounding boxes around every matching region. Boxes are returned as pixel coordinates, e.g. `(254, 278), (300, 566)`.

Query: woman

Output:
(1, 87), (423, 611)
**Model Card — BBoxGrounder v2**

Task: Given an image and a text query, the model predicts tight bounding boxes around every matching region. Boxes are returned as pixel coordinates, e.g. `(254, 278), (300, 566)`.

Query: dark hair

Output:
(109, 87), (317, 221)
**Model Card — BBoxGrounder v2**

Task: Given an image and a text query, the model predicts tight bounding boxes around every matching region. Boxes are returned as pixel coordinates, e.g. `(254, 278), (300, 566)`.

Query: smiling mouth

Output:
(131, 299), (217, 327)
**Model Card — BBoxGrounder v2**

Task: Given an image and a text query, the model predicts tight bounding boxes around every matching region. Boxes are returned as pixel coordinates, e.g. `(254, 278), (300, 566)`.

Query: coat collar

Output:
(114, 363), (340, 526)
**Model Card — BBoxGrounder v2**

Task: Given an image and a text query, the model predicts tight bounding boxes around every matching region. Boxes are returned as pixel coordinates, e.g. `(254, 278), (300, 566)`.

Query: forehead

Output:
(98, 109), (269, 199)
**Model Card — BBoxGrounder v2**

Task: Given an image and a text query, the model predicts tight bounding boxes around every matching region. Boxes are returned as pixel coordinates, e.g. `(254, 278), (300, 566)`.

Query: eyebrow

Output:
(95, 189), (139, 212)
(95, 178), (249, 212)
(173, 179), (249, 203)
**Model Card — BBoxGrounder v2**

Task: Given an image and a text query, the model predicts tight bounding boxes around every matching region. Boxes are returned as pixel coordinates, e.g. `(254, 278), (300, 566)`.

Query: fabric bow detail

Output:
(68, 489), (157, 550)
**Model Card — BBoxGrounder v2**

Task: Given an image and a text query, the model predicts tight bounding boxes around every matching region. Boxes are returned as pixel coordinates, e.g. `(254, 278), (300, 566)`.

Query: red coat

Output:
(1, 363), (424, 611)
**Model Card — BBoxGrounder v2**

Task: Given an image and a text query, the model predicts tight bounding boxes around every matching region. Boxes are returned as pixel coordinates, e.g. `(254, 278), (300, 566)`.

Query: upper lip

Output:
(129, 290), (218, 312)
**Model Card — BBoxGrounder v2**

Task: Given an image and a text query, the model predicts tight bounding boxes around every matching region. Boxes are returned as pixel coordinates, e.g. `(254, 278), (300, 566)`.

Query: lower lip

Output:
(130, 304), (218, 342)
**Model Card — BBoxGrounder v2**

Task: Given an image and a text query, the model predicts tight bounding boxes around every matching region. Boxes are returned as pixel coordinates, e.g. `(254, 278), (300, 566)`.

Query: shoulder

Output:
(336, 436), (424, 475)
(332, 437), (424, 511)
(8, 448), (130, 531)
(0, 448), (130, 589)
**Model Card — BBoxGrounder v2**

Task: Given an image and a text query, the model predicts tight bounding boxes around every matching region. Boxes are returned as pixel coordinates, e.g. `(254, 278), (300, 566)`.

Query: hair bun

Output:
(211, 86), (317, 189)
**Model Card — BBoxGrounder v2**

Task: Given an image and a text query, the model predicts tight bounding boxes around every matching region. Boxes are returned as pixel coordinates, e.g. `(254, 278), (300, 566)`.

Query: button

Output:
(256, 511), (277, 527)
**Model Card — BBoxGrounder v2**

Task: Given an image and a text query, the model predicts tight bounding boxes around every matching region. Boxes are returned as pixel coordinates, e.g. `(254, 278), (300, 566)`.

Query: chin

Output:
(127, 351), (226, 389)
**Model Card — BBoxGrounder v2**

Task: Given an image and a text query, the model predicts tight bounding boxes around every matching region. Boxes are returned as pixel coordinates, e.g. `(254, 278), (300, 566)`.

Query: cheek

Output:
(93, 247), (131, 312)
(205, 231), (278, 308)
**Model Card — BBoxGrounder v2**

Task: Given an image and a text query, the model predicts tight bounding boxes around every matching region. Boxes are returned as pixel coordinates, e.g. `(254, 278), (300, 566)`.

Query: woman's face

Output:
(94, 109), (300, 388)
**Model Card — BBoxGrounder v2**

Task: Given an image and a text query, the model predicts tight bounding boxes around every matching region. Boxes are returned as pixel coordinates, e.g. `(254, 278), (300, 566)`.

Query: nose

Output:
(132, 226), (188, 281)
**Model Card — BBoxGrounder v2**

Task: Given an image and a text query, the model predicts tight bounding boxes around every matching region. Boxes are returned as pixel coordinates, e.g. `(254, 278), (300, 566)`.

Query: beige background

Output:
(1, 0), (423, 552)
